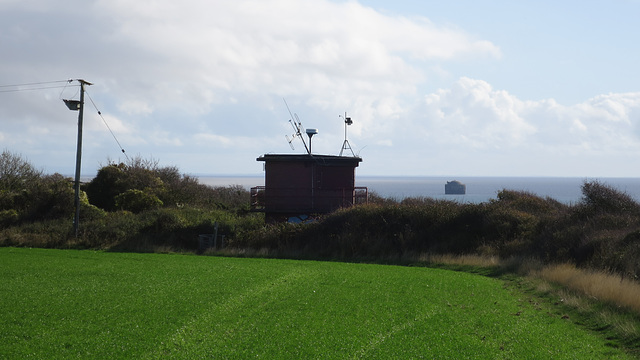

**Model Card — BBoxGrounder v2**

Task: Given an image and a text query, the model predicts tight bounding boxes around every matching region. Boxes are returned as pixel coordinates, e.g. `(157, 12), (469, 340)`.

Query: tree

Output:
(0, 151), (81, 222)
(0, 150), (42, 191)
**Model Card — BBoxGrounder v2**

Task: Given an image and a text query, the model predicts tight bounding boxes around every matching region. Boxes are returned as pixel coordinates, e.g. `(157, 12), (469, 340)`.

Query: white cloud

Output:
(2, 0), (638, 177)
(92, 0), (501, 112)
(364, 78), (640, 176)
(193, 133), (235, 148)
(413, 79), (640, 152)
(416, 78), (536, 149)
(117, 100), (154, 116)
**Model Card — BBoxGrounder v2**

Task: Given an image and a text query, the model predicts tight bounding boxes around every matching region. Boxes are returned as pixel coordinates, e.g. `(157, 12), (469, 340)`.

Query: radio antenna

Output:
(283, 98), (310, 154)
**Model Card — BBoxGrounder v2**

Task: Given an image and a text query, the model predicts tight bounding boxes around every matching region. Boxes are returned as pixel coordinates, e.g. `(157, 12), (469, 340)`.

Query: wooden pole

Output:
(73, 80), (92, 237)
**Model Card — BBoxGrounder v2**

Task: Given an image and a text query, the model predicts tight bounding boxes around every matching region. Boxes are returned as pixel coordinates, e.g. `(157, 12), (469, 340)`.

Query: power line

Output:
(1, 79), (130, 160)
(0, 80), (72, 93)
(0, 84), (71, 93)
(0, 80), (70, 88)
(85, 90), (130, 161)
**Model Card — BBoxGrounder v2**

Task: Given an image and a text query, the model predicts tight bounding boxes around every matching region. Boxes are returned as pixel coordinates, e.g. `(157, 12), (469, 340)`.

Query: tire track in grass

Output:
(145, 264), (322, 359)
(350, 309), (441, 359)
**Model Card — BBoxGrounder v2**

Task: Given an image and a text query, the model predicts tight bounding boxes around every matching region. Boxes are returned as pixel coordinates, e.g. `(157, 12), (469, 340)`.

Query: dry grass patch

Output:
(421, 253), (501, 268)
(535, 263), (640, 313)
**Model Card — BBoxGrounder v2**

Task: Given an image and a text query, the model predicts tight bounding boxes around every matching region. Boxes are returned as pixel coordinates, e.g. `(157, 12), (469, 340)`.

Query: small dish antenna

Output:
(306, 128), (318, 154)
(339, 112), (355, 156)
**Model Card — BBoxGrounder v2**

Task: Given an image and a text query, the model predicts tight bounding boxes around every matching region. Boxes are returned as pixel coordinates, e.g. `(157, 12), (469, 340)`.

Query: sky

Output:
(1, 0), (639, 178)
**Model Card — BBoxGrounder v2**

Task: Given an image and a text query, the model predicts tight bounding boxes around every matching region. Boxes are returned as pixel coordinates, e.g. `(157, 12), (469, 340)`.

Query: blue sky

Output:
(1, 0), (639, 177)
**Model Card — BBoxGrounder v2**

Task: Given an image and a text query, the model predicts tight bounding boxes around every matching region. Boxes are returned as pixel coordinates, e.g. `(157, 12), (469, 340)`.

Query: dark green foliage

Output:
(0, 210), (18, 227)
(237, 201), (487, 260)
(74, 208), (262, 252)
(0, 153), (255, 248)
(579, 180), (640, 216)
(115, 189), (163, 213)
(82, 163), (126, 211)
(84, 156), (251, 212)
(0, 151), (84, 224)
(3, 151), (640, 281)
(234, 184), (640, 279)
(84, 161), (165, 211)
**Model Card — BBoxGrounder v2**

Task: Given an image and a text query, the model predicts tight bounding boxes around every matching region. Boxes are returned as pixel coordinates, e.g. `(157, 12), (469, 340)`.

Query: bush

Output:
(84, 161), (165, 211)
(84, 156), (251, 212)
(579, 181), (640, 216)
(0, 209), (19, 227)
(0, 151), (79, 223)
(115, 189), (163, 213)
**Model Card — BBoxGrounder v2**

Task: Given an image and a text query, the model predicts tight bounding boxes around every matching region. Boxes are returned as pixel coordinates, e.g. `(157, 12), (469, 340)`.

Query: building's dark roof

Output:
(257, 154), (362, 165)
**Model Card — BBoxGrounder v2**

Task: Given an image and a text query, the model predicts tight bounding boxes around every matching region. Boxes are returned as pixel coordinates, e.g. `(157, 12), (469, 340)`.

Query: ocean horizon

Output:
(197, 175), (640, 204)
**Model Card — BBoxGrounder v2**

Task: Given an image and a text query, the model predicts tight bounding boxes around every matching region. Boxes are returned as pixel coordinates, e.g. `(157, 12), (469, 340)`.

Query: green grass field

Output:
(0, 248), (633, 359)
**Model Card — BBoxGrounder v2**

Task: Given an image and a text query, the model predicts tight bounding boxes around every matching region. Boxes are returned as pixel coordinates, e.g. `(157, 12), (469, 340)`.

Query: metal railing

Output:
(250, 186), (368, 212)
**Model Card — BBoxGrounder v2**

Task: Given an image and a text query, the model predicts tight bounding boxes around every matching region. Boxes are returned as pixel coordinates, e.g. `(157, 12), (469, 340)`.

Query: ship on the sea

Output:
(445, 180), (466, 195)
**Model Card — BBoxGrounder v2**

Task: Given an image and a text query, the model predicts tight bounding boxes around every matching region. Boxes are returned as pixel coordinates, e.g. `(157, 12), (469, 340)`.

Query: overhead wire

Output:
(58, 79), (75, 99)
(0, 80), (72, 93)
(0, 85), (71, 93)
(0, 80), (71, 88)
(1, 79), (130, 160)
(85, 90), (130, 161)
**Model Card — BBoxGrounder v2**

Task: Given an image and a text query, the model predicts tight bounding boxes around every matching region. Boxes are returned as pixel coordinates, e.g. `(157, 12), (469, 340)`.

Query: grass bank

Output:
(0, 247), (636, 359)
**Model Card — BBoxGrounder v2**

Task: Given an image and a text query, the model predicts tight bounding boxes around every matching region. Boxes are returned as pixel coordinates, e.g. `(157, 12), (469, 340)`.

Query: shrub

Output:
(83, 164), (127, 211)
(33, 173), (76, 221)
(84, 161), (165, 211)
(494, 189), (567, 217)
(115, 189), (163, 213)
(77, 211), (141, 248)
(84, 156), (251, 211)
(578, 181), (640, 216)
(0, 209), (19, 227)
(0, 151), (80, 223)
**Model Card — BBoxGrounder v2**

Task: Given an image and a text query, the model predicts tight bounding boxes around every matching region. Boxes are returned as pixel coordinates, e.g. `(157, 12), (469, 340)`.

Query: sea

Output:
(197, 175), (640, 205)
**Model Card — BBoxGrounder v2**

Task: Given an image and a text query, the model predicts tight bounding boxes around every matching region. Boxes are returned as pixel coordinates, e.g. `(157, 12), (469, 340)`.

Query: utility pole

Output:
(63, 79), (92, 237)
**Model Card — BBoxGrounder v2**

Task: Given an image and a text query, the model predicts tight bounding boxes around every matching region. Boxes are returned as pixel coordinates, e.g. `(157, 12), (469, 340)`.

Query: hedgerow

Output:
(233, 182), (640, 279)
(1, 151), (640, 281)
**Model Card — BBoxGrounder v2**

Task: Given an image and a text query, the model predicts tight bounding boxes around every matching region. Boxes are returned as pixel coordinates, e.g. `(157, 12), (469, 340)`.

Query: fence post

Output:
(213, 222), (219, 249)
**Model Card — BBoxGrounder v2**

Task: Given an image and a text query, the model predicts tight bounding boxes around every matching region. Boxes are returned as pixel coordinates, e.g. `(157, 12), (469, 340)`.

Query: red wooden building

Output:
(251, 154), (367, 222)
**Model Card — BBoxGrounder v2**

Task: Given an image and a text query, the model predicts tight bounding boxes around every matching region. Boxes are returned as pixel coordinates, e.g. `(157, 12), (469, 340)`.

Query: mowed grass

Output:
(0, 248), (633, 359)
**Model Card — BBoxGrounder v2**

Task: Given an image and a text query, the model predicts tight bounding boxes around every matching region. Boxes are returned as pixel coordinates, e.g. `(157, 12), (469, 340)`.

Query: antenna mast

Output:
(339, 112), (354, 156)
(283, 98), (310, 154)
